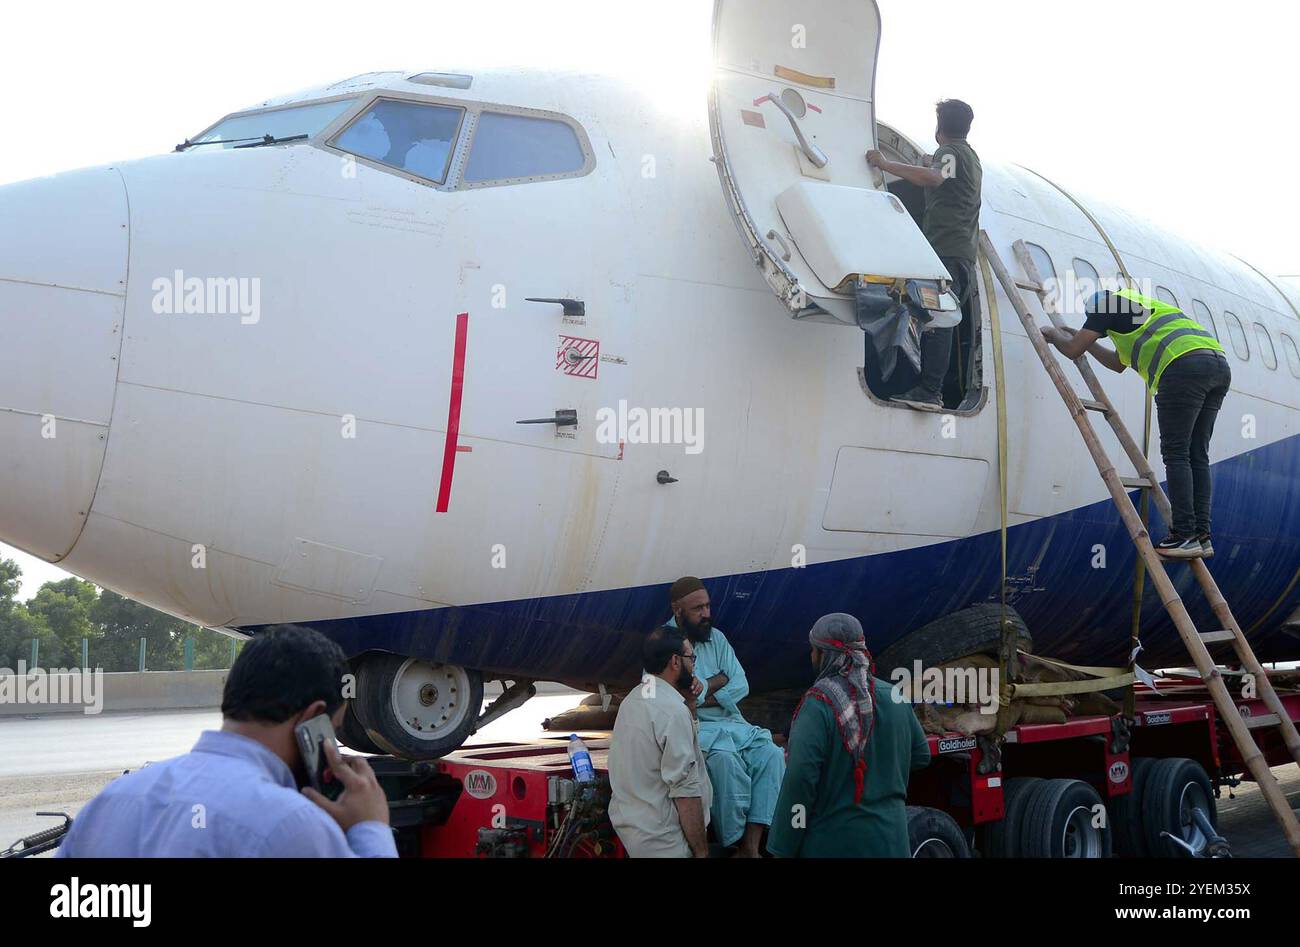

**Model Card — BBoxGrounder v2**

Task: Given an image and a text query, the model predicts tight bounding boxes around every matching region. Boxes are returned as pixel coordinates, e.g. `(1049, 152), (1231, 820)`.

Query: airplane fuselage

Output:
(2, 66), (1298, 718)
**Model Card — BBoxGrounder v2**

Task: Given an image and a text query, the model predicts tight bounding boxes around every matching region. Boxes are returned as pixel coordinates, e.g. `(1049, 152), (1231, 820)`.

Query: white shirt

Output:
(608, 674), (712, 857)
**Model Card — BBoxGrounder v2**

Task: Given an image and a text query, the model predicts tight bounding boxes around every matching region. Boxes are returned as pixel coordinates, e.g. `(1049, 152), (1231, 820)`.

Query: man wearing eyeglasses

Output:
(608, 625), (712, 858)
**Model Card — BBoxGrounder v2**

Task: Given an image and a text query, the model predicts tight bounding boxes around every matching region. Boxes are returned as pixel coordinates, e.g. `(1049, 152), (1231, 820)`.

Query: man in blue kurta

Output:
(666, 576), (785, 857)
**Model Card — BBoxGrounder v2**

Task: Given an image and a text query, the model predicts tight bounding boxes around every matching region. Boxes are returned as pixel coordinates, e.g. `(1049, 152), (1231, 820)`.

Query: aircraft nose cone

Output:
(0, 166), (129, 561)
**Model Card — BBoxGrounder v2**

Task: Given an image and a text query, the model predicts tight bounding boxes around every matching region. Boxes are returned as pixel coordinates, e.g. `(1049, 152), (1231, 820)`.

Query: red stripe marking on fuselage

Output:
(436, 312), (469, 513)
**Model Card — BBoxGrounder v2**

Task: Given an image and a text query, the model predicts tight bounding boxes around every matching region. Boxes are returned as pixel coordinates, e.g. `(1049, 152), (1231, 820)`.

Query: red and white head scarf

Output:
(795, 613), (876, 803)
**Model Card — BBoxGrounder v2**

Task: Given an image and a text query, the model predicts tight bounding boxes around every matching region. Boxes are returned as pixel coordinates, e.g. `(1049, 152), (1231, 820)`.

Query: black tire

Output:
(1109, 757), (1155, 857)
(1141, 758), (1217, 858)
(906, 806), (971, 858)
(1018, 778), (1112, 858)
(354, 653), (484, 760)
(877, 604), (1033, 673)
(336, 698), (386, 755)
(977, 776), (1041, 858)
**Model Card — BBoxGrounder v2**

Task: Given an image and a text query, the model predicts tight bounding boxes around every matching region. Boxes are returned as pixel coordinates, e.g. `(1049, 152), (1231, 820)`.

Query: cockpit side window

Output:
(333, 99), (466, 184)
(463, 111), (589, 185)
(190, 98), (358, 149)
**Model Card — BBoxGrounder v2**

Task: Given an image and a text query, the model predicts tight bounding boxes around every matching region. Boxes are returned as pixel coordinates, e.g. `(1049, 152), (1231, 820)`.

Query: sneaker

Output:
(1155, 535), (1205, 559)
(1196, 533), (1215, 558)
(891, 387), (944, 412)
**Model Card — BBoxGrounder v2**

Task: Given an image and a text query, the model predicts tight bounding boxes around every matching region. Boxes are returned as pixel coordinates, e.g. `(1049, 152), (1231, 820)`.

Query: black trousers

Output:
(917, 256), (977, 396)
(1154, 351), (1232, 537)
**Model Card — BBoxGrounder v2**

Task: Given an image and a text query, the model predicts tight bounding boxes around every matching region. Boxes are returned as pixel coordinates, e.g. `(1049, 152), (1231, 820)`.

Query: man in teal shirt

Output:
(768, 613), (932, 858)
(667, 576), (785, 858)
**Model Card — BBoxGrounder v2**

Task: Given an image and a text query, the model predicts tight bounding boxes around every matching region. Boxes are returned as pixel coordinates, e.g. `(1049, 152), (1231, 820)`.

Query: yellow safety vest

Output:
(1105, 289), (1225, 392)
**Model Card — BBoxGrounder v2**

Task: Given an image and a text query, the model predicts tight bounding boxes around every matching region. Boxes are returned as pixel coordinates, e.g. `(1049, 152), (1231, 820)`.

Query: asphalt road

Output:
(1215, 765), (1300, 858)
(0, 683), (584, 849)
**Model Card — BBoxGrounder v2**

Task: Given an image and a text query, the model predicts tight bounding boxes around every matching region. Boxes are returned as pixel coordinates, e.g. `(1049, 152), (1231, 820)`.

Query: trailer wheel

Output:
(1109, 757), (1155, 857)
(976, 776), (1040, 857)
(1018, 778), (1112, 858)
(906, 806), (971, 858)
(876, 604), (1032, 671)
(354, 654), (484, 760)
(1141, 758), (1217, 857)
(337, 698), (386, 755)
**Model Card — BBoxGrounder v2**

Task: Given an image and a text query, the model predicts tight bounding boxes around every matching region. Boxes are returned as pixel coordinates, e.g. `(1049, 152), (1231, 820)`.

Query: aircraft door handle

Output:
(759, 91), (828, 169)
(766, 230), (793, 262)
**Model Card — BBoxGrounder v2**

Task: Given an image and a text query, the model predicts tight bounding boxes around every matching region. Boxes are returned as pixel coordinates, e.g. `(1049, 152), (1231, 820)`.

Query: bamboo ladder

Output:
(979, 230), (1300, 857)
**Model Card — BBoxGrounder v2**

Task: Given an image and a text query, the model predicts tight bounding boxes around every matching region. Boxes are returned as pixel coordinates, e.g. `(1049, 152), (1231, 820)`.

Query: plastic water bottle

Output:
(567, 734), (596, 784)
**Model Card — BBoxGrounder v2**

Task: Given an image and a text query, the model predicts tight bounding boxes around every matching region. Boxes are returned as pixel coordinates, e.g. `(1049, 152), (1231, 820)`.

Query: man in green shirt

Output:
(866, 99), (983, 411)
(767, 614), (931, 858)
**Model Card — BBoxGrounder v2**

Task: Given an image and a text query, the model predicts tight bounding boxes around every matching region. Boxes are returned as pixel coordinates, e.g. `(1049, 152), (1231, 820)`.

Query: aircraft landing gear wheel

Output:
(876, 604), (1033, 670)
(337, 697), (385, 755)
(354, 654), (484, 760)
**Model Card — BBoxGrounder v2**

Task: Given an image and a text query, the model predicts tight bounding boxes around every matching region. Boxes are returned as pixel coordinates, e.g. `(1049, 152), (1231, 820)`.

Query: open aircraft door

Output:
(710, 0), (957, 326)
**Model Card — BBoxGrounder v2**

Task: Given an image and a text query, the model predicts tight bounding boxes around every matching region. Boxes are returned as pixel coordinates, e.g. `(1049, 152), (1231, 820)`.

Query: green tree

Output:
(193, 627), (242, 669)
(0, 558), (21, 667)
(89, 589), (187, 671)
(25, 577), (98, 667)
(0, 558), (242, 671)
(0, 559), (62, 668)
(0, 558), (19, 605)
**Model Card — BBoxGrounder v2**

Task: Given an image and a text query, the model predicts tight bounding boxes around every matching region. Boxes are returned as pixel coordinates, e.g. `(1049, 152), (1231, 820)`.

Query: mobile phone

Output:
(294, 713), (344, 801)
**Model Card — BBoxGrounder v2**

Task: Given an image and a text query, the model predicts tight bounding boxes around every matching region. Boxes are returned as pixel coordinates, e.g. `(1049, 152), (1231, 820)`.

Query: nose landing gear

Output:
(349, 654), (485, 759)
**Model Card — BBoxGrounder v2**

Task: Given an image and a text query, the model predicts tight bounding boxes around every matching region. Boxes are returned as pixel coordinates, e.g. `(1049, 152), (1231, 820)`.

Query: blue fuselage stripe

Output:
(241, 434), (1300, 692)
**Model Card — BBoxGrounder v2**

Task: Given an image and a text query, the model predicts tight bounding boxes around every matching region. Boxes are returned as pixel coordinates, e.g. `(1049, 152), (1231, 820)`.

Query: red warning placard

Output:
(557, 335), (599, 380)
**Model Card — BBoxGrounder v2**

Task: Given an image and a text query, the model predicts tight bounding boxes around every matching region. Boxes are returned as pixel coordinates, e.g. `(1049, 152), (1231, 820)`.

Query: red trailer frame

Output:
(370, 682), (1300, 858)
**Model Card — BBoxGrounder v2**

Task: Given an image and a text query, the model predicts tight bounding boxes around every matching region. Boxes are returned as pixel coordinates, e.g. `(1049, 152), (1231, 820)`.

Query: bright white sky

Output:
(3, 0), (1296, 599)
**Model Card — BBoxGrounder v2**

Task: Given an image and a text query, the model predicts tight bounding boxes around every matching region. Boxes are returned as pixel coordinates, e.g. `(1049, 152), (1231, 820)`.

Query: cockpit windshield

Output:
(184, 98), (356, 150)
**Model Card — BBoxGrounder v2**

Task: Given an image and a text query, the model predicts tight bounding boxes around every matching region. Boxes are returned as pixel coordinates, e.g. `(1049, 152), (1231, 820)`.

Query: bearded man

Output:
(666, 576), (785, 858)
(607, 625), (711, 858)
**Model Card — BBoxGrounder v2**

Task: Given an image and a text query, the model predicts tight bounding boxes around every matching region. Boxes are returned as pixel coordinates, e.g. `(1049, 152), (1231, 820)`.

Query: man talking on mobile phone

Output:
(57, 626), (397, 857)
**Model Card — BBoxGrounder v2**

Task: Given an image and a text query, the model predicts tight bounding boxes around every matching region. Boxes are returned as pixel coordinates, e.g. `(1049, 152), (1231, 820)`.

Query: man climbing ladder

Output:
(1040, 289), (1230, 559)
(979, 231), (1300, 857)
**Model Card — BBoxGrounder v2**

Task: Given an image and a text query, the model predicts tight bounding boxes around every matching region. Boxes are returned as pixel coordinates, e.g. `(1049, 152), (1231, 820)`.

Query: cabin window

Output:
(1025, 243), (1057, 282)
(333, 99), (465, 184)
(1070, 258), (1100, 321)
(464, 112), (588, 184)
(1281, 333), (1300, 379)
(1156, 286), (1180, 309)
(1255, 323), (1278, 370)
(1022, 244), (1058, 321)
(1191, 299), (1219, 340)
(189, 98), (357, 149)
(1223, 311), (1251, 360)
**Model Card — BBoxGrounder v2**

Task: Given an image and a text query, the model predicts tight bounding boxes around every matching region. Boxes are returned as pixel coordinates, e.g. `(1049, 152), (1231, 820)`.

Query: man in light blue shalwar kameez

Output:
(667, 576), (785, 857)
